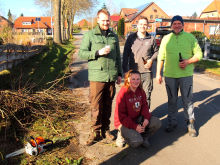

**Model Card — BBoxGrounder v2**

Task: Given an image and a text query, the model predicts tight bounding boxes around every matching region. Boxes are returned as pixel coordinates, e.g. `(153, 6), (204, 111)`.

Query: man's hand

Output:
(116, 76), (122, 85)
(98, 46), (111, 56)
(179, 59), (189, 69)
(136, 124), (145, 133)
(156, 74), (163, 84)
(142, 119), (149, 128)
(144, 59), (153, 69)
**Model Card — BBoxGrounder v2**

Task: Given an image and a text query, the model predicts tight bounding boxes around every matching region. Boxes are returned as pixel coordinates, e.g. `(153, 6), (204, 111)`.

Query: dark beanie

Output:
(171, 15), (184, 25)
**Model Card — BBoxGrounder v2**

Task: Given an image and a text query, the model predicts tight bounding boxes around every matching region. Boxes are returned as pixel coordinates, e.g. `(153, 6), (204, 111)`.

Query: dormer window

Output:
(22, 22), (31, 25)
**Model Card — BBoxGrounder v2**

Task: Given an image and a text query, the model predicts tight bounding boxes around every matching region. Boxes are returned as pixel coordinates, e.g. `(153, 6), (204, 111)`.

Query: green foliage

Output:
(195, 59), (220, 75)
(0, 40), (74, 91)
(65, 157), (83, 165)
(102, 3), (107, 9)
(191, 12), (197, 18)
(73, 24), (81, 33)
(117, 18), (125, 36)
(0, 25), (13, 44)
(209, 35), (220, 45)
(7, 9), (12, 22)
(46, 37), (54, 46)
(190, 31), (206, 41)
(0, 37), (3, 45)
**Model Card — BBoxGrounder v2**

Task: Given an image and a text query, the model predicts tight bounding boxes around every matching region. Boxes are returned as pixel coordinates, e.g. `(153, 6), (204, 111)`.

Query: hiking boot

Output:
(86, 131), (102, 146)
(165, 123), (177, 133)
(187, 119), (197, 137)
(102, 130), (115, 141)
(116, 131), (126, 148)
(105, 130), (115, 140)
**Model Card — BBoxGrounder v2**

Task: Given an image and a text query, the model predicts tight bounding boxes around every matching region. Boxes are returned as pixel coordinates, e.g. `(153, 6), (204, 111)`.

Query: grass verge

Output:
(195, 59), (220, 76)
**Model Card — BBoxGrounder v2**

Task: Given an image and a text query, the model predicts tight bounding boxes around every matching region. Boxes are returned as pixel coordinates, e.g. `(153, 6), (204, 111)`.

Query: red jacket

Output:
(114, 86), (151, 130)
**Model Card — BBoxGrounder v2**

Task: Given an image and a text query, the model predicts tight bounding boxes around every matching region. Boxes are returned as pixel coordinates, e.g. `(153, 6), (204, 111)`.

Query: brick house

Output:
(14, 16), (53, 34)
(155, 18), (220, 37)
(199, 0), (220, 35)
(110, 15), (121, 30)
(77, 19), (90, 29)
(155, 0), (220, 37)
(13, 16), (54, 45)
(0, 16), (13, 33)
(200, 0), (220, 18)
(120, 2), (169, 35)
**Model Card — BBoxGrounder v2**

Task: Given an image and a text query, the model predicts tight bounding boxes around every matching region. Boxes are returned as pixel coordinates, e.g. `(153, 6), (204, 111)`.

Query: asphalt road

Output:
(71, 33), (220, 165)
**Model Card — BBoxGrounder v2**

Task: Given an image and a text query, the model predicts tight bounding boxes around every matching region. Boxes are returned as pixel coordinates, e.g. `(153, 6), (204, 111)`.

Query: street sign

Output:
(155, 18), (162, 22)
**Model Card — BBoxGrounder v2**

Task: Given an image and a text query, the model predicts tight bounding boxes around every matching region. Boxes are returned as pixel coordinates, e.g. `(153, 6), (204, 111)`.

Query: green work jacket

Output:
(78, 26), (122, 82)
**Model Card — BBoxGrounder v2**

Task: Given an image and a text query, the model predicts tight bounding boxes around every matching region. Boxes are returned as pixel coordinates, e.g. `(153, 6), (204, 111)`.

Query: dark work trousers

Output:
(119, 116), (161, 148)
(141, 72), (153, 109)
(164, 76), (194, 125)
(89, 81), (116, 133)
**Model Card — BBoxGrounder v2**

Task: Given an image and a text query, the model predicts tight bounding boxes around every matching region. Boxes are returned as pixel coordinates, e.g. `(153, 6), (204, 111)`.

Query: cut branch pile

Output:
(0, 89), (88, 129)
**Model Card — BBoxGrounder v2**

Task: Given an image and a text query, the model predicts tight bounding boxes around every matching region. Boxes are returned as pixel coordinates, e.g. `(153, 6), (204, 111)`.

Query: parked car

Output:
(155, 26), (172, 47)
(149, 32), (161, 47)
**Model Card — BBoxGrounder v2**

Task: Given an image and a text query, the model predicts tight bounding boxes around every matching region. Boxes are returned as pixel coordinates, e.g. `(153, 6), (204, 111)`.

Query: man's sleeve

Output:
(115, 35), (122, 76)
(150, 38), (159, 61)
(78, 32), (97, 60)
(191, 36), (203, 60)
(158, 37), (166, 61)
(122, 37), (132, 74)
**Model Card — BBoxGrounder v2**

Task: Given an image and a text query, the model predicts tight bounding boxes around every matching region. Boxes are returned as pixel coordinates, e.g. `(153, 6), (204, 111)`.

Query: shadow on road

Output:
(100, 88), (220, 165)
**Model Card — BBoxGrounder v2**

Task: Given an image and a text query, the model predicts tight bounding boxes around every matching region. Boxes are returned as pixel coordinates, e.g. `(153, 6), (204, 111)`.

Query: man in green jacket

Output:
(156, 15), (202, 137)
(78, 9), (122, 146)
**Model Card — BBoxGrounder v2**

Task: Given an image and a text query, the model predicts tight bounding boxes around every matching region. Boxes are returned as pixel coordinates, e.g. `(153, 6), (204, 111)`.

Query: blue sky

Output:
(0, 0), (212, 23)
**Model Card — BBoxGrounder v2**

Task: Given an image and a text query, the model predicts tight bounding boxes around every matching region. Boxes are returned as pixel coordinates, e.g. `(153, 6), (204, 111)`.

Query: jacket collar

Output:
(135, 31), (151, 39)
(172, 29), (184, 35)
(94, 25), (113, 36)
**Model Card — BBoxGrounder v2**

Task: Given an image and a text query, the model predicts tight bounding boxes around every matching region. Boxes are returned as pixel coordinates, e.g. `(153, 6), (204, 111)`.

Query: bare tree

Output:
(54, 0), (62, 43)
(105, 0), (120, 15)
(35, 0), (97, 42)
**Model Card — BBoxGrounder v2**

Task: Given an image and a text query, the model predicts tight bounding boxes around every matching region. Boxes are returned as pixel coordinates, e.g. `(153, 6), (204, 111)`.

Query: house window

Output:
(150, 15), (153, 19)
(36, 29), (43, 32)
(21, 29), (28, 32)
(155, 15), (158, 19)
(22, 22), (31, 25)
(209, 25), (220, 35)
(132, 24), (137, 29)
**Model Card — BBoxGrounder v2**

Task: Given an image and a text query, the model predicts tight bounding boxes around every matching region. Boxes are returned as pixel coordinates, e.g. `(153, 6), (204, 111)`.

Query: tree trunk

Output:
(54, 0), (62, 44)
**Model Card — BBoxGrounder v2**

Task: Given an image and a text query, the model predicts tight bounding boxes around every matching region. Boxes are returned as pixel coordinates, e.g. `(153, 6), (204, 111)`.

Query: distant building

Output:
(14, 16), (54, 35)
(200, 0), (220, 18)
(0, 16), (13, 32)
(119, 2), (169, 35)
(13, 16), (55, 45)
(77, 19), (90, 29)
(110, 15), (121, 30)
